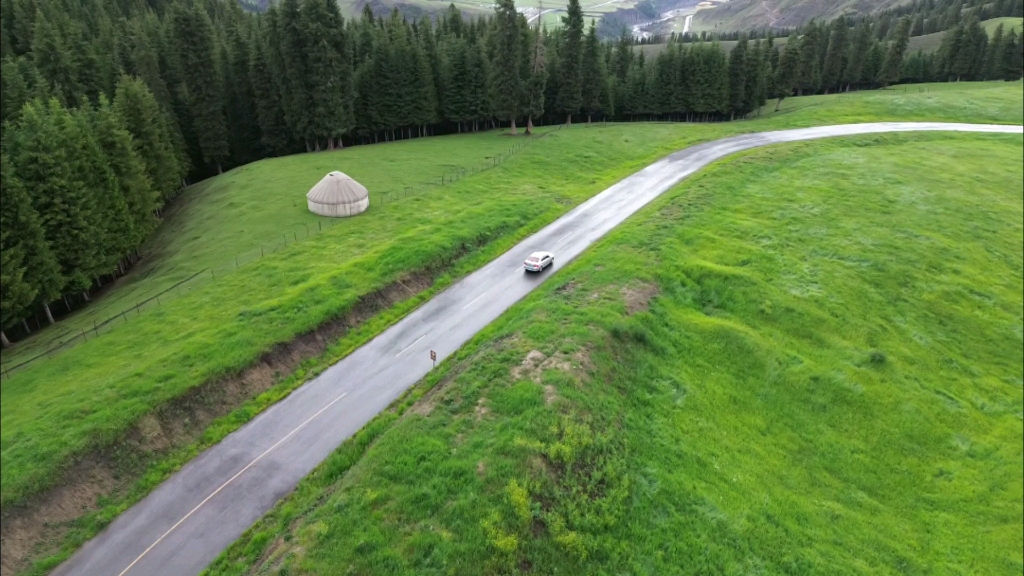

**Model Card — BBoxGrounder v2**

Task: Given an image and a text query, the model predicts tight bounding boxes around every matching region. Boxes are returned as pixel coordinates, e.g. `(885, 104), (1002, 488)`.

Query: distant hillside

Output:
(236, 0), (492, 19)
(692, 0), (908, 32)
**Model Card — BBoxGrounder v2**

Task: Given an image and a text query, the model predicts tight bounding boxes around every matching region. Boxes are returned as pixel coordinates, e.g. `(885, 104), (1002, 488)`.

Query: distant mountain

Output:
(238, 0), (272, 12)
(692, 0), (908, 32)
(236, 0), (493, 20)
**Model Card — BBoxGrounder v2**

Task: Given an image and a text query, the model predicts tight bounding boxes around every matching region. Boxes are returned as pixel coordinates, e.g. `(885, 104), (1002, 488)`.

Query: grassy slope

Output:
(1, 82), (1021, 513)
(1, 134), (529, 365)
(692, 0), (907, 32)
(642, 17), (1023, 58)
(907, 18), (1024, 55)
(207, 132), (1023, 576)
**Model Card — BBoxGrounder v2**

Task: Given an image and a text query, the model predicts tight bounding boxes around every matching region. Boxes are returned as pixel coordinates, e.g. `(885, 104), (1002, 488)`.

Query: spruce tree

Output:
(524, 23), (547, 133)
(223, 11), (262, 163)
(557, 0), (584, 125)
(249, 24), (290, 154)
(795, 22), (821, 95)
(1, 56), (30, 124)
(8, 99), (102, 310)
(93, 94), (158, 247)
(466, 36), (491, 129)
(727, 36), (748, 119)
(878, 16), (911, 86)
(845, 20), (872, 90)
(277, 0), (312, 147)
(773, 38), (799, 110)
(113, 75), (185, 204)
(302, 0), (353, 148)
(73, 103), (130, 278)
(31, 13), (81, 106)
(442, 37), (472, 130)
(490, 0), (525, 134)
(1002, 30), (1023, 80)
(0, 149), (61, 341)
(123, 17), (175, 115)
(821, 17), (848, 92)
(985, 24), (1005, 80)
(580, 20), (605, 123)
(744, 39), (767, 116)
(170, 3), (230, 173)
(862, 40), (884, 86)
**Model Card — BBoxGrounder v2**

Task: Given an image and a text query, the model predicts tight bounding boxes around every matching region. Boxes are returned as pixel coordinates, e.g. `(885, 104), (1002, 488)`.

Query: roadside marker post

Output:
(430, 350), (436, 368)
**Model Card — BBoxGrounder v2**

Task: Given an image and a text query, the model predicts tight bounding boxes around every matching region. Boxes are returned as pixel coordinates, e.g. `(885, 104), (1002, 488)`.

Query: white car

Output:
(524, 251), (554, 272)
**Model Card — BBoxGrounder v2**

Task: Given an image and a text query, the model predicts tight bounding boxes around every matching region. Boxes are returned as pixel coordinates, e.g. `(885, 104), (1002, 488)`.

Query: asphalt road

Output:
(54, 122), (1022, 576)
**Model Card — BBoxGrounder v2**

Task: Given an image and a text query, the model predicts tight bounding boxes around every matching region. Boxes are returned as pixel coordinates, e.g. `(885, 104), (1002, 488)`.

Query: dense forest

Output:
(0, 0), (1022, 346)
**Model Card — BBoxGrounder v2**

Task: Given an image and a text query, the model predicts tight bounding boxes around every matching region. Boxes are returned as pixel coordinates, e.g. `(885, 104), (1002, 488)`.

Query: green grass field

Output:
(1, 83), (1021, 569)
(206, 131), (1024, 576)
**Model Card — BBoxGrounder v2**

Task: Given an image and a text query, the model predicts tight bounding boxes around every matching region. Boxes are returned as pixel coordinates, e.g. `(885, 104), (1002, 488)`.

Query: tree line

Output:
(1, 0), (1022, 346)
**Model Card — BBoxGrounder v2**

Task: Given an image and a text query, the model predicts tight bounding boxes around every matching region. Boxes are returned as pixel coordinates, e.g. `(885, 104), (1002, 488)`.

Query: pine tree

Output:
(490, 0), (524, 134)
(223, 11), (262, 163)
(727, 35), (748, 118)
(409, 30), (438, 135)
(442, 37), (472, 130)
(580, 20), (605, 122)
(465, 36), (491, 128)
(744, 39), (767, 115)
(524, 23), (547, 133)
(844, 20), (872, 90)
(170, 3), (230, 173)
(113, 75), (185, 204)
(277, 0), (312, 147)
(0, 149), (61, 341)
(862, 40), (884, 86)
(557, 0), (584, 125)
(773, 37), (799, 110)
(7, 0), (37, 56)
(123, 17), (175, 114)
(302, 0), (353, 148)
(795, 22), (821, 95)
(249, 26), (290, 154)
(32, 13), (81, 106)
(8, 99), (103, 312)
(878, 16), (911, 86)
(1002, 30), (1023, 80)
(985, 24), (1005, 80)
(821, 17), (848, 92)
(1, 56), (30, 124)
(73, 103), (130, 279)
(93, 94), (158, 248)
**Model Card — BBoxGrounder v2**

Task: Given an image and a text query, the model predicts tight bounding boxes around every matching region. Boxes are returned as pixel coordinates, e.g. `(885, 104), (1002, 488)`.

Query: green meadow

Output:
(207, 132), (1024, 576)
(1, 81), (1020, 530)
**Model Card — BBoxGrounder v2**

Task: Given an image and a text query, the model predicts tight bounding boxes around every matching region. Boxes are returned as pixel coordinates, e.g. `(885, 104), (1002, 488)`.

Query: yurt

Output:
(306, 171), (369, 217)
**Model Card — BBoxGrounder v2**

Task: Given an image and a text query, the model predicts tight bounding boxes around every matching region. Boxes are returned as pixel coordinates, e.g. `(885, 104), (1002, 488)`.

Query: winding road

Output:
(54, 122), (1023, 576)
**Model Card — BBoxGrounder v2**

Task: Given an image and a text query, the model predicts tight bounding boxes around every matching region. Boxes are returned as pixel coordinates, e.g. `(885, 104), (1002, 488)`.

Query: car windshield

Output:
(527, 257), (539, 263)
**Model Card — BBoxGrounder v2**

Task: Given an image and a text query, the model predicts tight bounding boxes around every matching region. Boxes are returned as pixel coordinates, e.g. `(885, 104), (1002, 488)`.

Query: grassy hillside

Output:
(0, 135), (530, 368)
(692, 0), (906, 32)
(206, 131), (1024, 576)
(907, 17), (1024, 55)
(640, 16), (1023, 58)
(2, 82), (1021, 574)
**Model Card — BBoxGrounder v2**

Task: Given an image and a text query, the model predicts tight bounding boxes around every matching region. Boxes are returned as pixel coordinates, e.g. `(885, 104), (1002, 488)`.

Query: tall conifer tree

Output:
(557, 0), (583, 125)
(170, 3), (230, 173)
(490, 0), (524, 134)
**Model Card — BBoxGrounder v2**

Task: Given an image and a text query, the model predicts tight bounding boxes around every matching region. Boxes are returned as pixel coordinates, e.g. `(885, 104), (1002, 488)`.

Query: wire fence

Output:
(0, 127), (563, 380)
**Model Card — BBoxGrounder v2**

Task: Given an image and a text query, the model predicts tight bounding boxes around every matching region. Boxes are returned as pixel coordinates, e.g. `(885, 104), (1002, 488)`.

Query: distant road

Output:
(54, 122), (1023, 576)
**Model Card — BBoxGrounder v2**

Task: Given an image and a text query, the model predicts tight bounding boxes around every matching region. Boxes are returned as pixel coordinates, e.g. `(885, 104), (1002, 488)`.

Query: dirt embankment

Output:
(0, 268), (442, 575)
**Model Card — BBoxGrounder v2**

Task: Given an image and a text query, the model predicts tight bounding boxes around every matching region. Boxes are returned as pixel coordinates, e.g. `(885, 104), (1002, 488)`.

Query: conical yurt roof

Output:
(306, 171), (368, 205)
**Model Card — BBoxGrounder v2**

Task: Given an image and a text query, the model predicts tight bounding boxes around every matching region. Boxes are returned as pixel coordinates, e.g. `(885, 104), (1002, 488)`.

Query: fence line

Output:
(0, 127), (561, 380)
